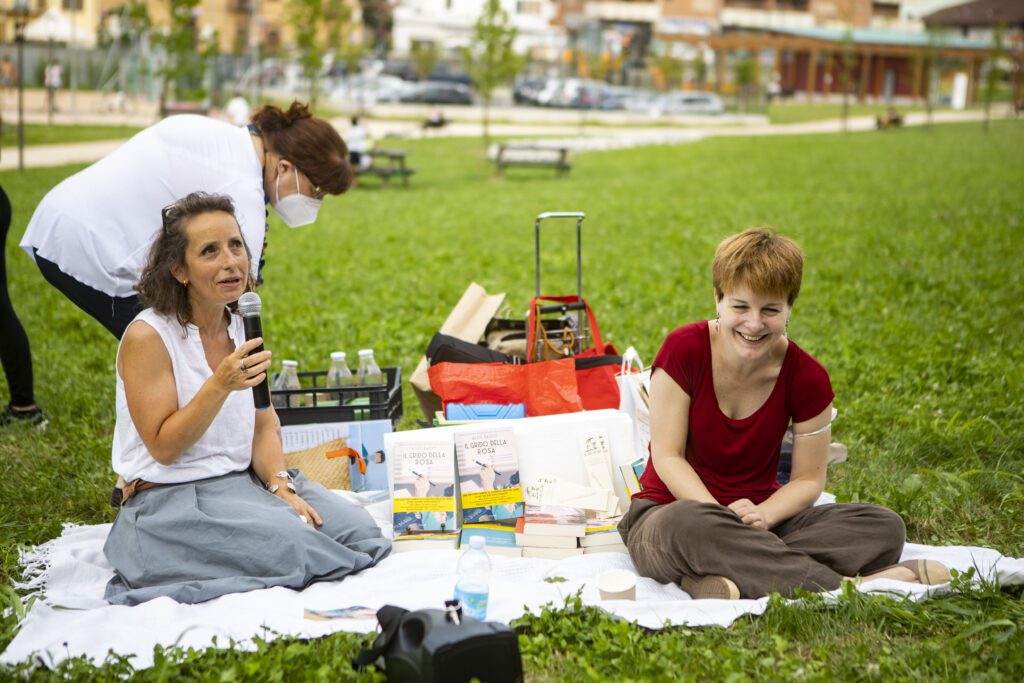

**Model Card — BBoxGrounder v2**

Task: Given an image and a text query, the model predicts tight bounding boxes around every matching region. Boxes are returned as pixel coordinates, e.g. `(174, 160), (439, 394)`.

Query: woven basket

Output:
(284, 437), (353, 491)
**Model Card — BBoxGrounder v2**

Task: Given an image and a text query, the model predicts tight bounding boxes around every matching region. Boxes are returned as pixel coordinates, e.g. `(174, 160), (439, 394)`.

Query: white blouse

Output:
(112, 309), (255, 483)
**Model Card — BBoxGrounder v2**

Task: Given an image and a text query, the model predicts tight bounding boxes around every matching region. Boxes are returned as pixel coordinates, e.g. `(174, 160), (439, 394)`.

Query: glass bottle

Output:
(271, 359), (304, 408)
(320, 351), (353, 407)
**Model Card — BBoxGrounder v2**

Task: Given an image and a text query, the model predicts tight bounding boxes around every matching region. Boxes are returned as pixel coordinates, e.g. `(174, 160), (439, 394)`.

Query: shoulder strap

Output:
(351, 605), (408, 669)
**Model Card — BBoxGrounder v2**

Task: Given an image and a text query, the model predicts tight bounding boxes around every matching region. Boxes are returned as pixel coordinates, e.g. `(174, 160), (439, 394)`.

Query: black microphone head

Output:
(237, 292), (262, 317)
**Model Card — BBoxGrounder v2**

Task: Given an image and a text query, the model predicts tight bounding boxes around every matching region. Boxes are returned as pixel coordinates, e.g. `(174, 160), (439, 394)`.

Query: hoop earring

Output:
(784, 318), (789, 337)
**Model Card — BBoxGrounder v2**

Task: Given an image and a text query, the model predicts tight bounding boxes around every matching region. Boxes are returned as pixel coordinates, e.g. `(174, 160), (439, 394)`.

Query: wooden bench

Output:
(495, 144), (571, 176)
(357, 149), (415, 188)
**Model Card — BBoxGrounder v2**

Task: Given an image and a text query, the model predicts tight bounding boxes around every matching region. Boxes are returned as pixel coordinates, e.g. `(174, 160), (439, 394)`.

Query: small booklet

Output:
(455, 426), (524, 524)
(392, 440), (457, 534)
(303, 605), (377, 621)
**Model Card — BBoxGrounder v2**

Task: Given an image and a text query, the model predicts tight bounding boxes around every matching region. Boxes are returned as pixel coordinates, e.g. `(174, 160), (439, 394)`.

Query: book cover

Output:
(521, 504), (587, 537)
(392, 440), (457, 534)
(350, 419), (392, 492)
(522, 546), (585, 560)
(460, 523), (523, 557)
(580, 519), (624, 548)
(391, 532), (460, 553)
(619, 456), (647, 497)
(303, 605), (377, 620)
(455, 427), (524, 524)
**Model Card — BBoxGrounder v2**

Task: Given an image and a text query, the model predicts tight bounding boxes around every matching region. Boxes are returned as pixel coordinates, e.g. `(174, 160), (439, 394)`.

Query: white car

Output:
(654, 91), (725, 116)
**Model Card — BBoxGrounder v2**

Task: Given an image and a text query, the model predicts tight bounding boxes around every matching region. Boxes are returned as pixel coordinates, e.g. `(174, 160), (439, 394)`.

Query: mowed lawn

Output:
(1, 120), (1022, 680)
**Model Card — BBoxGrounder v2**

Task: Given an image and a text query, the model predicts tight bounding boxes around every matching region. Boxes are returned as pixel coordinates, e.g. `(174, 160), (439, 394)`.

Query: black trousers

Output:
(0, 183), (35, 406)
(33, 251), (141, 340)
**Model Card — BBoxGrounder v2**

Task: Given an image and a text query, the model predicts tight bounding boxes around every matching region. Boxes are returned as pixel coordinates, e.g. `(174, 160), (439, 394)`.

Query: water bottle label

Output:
(454, 586), (489, 621)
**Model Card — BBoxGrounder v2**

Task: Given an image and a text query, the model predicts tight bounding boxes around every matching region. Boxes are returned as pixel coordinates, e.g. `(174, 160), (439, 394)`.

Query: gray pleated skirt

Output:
(103, 469), (391, 605)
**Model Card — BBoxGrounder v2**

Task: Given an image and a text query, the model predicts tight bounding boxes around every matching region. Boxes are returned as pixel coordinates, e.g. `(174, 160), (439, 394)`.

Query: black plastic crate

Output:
(273, 366), (402, 427)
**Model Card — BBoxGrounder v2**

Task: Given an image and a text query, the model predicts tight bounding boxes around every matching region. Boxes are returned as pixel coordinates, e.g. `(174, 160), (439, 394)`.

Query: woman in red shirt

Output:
(618, 228), (949, 599)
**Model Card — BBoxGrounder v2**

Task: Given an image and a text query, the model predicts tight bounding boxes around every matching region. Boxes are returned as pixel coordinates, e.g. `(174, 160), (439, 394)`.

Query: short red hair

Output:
(712, 228), (803, 305)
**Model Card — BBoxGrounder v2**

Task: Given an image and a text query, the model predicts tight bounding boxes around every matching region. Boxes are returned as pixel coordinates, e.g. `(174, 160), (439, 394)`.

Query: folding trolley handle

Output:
(534, 211), (587, 355)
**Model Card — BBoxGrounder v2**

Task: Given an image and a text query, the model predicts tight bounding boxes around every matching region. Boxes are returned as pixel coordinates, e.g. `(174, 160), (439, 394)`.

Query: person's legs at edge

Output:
(772, 503), (905, 578)
(621, 499), (843, 599)
(33, 251), (141, 339)
(0, 183), (44, 425)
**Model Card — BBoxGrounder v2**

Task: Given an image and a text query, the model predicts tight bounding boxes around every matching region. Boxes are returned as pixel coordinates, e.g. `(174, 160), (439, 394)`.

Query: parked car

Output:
(328, 74), (414, 106)
(399, 81), (474, 105)
(513, 77), (547, 106)
(653, 91), (725, 116)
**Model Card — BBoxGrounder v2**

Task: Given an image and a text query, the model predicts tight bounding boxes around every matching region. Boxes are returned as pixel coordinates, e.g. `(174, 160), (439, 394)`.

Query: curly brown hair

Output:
(136, 192), (254, 328)
(251, 101), (353, 195)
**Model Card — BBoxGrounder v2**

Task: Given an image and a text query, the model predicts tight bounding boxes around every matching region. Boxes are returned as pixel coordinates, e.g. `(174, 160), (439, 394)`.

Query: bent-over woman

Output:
(22, 101), (350, 339)
(618, 228), (949, 599)
(103, 192), (389, 605)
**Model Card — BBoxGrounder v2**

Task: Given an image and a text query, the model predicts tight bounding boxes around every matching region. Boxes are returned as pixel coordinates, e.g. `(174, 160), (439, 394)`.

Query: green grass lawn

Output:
(0, 123), (142, 148)
(1, 120), (1023, 679)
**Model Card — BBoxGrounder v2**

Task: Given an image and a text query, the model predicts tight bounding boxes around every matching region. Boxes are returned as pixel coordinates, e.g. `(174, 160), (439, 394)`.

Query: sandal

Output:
(681, 575), (740, 600)
(898, 559), (951, 585)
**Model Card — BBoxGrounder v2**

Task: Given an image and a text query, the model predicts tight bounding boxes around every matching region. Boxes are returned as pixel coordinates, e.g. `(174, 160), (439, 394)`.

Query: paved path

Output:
(0, 88), (996, 170)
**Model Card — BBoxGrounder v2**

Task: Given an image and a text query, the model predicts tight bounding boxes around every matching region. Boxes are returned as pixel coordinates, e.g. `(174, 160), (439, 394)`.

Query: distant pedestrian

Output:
(44, 60), (62, 114)
(225, 93), (251, 127)
(0, 57), (15, 100)
(347, 116), (372, 171)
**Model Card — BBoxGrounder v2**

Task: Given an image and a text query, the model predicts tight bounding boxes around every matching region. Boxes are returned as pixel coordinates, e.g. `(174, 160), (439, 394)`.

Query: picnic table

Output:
(358, 149), (415, 188)
(495, 144), (571, 177)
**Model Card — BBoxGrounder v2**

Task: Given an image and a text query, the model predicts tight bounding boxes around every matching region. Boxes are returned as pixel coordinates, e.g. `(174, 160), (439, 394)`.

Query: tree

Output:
(983, 23), (1006, 133)
(461, 0), (522, 149)
(154, 0), (207, 104)
(360, 0), (393, 57)
(289, 0), (325, 107)
(652, 55), (683, 92)
(838, 28), (856, 131)
(411, 41), (440, 80)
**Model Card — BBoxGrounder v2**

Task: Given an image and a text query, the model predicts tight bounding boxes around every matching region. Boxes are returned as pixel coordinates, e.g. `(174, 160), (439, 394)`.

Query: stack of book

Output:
(580, 519), (628, 555)
(514, 505), (587, 559)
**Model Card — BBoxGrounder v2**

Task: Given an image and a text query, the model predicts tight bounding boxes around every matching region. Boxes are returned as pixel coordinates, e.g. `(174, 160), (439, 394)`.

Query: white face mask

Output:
(273, 168), (322, 228)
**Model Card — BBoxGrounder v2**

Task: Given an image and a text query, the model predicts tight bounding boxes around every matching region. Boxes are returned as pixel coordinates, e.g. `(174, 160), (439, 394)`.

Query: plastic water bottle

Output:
(454, 535), (491, 621)
(320, 351), (353, 406)
(271, 359), (304, 408)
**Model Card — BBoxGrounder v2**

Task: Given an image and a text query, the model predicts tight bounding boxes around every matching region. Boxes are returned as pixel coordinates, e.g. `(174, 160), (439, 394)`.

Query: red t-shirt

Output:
(636, 321), (834, 506)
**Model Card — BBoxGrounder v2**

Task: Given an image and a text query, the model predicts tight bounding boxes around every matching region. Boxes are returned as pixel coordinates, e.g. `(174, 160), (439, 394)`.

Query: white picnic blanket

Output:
(4, 501), (1024, 671)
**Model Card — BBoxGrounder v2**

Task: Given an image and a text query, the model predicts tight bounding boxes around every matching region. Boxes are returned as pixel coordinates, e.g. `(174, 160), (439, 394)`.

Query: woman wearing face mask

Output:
(20, 101), (350, 339)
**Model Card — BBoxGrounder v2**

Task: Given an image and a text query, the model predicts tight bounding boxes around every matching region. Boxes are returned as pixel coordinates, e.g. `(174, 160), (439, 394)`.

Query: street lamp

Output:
(12, 0), (29, 172)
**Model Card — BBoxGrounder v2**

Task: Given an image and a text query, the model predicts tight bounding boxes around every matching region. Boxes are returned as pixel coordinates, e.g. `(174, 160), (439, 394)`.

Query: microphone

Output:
(237, 292), (271, 410)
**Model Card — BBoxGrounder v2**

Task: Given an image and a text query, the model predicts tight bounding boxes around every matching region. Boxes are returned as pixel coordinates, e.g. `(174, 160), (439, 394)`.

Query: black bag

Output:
(352, 604), (523, 683)
(426, 332), (522, 367)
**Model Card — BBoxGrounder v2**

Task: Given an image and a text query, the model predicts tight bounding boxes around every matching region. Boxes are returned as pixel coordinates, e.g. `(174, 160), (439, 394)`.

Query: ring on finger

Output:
(241, 362), (247, 373)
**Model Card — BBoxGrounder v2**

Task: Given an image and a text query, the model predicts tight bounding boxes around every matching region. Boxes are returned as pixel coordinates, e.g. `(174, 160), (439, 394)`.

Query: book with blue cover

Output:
(454, 426), (524, 525)
(460, 522), (522, 557)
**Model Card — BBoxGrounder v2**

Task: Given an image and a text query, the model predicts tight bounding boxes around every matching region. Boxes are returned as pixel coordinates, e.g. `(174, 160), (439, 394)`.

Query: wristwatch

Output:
(267, 470), (296, 495)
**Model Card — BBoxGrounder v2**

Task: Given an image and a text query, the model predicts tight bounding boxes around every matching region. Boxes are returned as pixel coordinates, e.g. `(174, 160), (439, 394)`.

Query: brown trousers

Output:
(618, 498), (906, 599)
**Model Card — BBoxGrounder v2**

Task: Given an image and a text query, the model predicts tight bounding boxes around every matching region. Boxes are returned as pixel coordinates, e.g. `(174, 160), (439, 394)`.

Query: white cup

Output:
(597, 569), (637, 601)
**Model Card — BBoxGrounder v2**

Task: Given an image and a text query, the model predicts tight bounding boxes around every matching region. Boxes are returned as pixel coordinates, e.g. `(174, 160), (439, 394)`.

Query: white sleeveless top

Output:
(112, 309), (255, 483)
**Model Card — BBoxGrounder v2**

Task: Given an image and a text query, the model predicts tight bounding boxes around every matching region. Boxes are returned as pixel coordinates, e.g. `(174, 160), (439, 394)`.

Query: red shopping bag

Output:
(573, 348), (621, 411)
(428, 357), (584, 417)
(527, 295), (621, 411)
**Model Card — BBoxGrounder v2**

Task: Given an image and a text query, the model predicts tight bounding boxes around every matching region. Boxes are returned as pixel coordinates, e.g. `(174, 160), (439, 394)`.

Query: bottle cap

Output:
(330, 352), (346, 361)
(282, 360), (298, 367)
(469, 535), (486, 549)
(358, 349), (373, 358)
